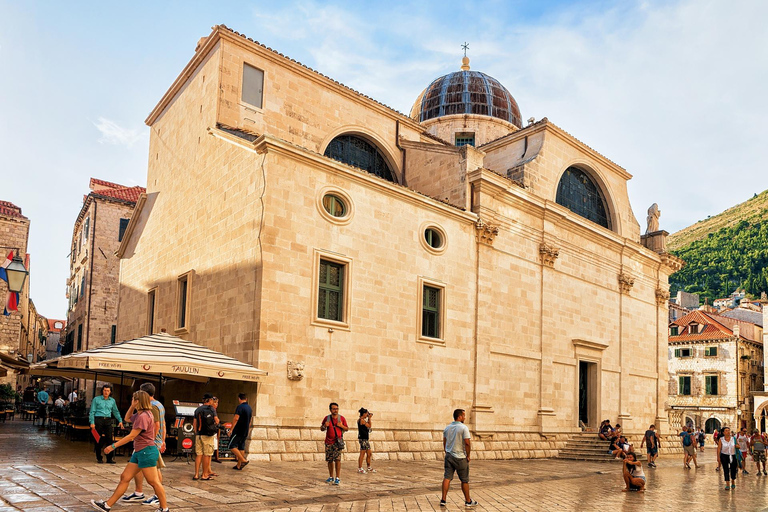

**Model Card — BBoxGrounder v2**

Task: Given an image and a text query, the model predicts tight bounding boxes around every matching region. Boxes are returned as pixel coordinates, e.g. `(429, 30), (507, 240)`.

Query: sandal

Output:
(201, 476), (214, 481)
(193, 476), (199, 480)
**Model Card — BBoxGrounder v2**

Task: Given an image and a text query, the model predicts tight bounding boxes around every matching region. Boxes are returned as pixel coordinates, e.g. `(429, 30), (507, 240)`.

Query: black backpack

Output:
(198, 406), (217, 436)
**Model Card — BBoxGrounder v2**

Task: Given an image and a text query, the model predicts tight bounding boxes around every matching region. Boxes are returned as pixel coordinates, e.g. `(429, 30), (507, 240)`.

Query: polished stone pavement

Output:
(1, 418), (767, 511)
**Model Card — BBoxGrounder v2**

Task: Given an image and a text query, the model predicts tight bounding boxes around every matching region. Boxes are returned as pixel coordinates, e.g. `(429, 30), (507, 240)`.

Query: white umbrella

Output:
(31, 332), (267, 383)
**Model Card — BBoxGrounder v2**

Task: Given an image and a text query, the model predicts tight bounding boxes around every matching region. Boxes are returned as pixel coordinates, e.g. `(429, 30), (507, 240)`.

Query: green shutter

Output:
(318, 260), (344, 321)
(706, 376), (718, 395)
(675, 348), (680, 357)
(422, 285), (441, 338)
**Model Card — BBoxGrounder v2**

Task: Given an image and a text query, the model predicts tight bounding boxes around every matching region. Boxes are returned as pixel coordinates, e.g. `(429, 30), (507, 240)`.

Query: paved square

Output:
(1, 420), (767, 511)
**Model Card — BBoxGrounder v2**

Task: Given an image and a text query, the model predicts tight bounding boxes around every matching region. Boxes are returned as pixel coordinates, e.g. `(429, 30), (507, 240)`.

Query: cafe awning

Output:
(0, 351), (29, 374)
(28, 332), (267, 383)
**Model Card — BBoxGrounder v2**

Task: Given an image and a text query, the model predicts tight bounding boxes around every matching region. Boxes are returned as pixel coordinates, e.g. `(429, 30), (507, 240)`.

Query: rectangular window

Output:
(418, 277), (445, 344)
(674, 348), (691, 358)
(84, 217), (90, 241)
(110, 325), (116, 344)
(76, 324), (83, 352)
(118, 218), (130, 242)
(705, 375), (719, 395)
(147, 288), (156, 335)
(80, 276), (86, 297)
(318, 260), (344, 322)
(704, 346), (718, 357)
(679, 376), (691, 395)
(242, 63), (264, 109)
(455, 132), (475, 147)
(670, 326), (679, 336)
(422, 285), (441, 338)
(176, 273), (190, 331)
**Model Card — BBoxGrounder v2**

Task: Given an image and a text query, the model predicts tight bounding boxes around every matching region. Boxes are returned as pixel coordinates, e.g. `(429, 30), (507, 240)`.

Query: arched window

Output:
(555, 167), (610, 229)
(324, 135), (396, 183)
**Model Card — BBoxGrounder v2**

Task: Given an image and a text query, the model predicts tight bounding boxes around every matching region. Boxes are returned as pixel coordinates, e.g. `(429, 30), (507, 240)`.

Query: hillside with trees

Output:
(668, 190), (768, 303)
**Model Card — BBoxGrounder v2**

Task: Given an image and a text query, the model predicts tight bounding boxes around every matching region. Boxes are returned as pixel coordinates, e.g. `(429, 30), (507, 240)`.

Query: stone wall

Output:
(0, 206), (30, 385)
(243, 427), (569, 462)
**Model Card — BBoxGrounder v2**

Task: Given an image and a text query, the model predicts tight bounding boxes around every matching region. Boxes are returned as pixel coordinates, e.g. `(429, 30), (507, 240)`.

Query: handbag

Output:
(329, 415), (345, 450)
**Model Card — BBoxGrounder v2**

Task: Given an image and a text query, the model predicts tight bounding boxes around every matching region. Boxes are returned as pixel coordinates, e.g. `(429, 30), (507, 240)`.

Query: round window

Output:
(424, 228), (443, 249)
(322, 194), (347, 217)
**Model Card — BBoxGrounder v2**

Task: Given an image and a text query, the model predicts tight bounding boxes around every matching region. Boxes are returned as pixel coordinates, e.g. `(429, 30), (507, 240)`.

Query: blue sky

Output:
(1, 0), (767, 318)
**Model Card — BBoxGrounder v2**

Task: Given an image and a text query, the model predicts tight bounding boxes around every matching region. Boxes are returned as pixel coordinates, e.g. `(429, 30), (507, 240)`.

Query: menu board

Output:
(217, 422), (234, 460)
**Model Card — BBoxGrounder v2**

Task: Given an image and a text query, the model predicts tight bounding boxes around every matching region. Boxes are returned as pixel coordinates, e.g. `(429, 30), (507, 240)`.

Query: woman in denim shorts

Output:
(90, 390), (170, 512)
(357, 408), (376, 474)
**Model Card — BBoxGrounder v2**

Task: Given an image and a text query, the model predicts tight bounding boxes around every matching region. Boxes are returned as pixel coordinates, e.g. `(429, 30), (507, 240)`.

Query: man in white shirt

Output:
(440, 409), (476, 508)
(68, 390), (78, 403)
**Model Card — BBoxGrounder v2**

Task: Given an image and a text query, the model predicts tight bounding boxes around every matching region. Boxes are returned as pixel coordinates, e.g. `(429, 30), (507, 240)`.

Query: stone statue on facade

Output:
(646, 203), (660, 234)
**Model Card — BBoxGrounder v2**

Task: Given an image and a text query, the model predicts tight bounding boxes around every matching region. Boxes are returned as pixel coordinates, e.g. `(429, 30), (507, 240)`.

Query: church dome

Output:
(410, 57), (522, 128)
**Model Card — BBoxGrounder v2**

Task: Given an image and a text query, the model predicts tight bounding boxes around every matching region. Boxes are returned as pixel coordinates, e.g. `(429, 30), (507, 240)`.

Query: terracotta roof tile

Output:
(0, 200), (26, 219)
(669, 331), (734, 342)
(47, 319), (66, 332)
(93, 186), (146, 204)
(90, 178), (126, 190)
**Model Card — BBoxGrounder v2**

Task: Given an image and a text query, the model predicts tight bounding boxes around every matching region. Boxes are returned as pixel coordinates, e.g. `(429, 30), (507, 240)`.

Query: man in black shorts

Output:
(227, 393), (253, 470)
(440, 409), (477, 508)
(640, 424), (660, 467)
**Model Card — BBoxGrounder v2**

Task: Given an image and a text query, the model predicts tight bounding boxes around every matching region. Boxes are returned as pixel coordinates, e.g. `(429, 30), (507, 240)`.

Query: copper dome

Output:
(411, 69), (522, 128)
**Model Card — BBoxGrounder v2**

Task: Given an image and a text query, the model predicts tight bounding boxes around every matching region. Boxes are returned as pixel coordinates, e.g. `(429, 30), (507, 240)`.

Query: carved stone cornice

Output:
(539, 242), (560, 267)
(655, 288), (670, 306)
(618, 273), (635, 294)
(475, 219), (500, 246)
(659, 252), (685, 273)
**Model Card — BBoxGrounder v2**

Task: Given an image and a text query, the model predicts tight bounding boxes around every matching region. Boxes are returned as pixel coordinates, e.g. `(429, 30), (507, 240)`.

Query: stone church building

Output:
(116, 25), (681, 460)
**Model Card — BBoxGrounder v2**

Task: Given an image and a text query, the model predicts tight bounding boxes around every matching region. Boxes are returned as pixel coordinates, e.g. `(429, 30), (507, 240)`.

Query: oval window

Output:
(424, 228), (443, 249)
(322, 194), (347, 217)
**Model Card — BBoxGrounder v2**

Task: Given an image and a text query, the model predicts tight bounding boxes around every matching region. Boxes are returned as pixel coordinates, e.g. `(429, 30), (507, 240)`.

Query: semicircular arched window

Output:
(555, 167), (610, 229)
(324, 135), (396, 183)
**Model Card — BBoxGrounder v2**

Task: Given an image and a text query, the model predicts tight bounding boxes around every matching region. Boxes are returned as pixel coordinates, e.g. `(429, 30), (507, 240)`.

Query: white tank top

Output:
(720, 437), (736, 455)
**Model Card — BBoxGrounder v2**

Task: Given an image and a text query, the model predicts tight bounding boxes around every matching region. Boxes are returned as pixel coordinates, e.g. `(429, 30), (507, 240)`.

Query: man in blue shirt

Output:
(36, 388), (50, 425)
(89, 384), (123, 463)
(440, 409), (477, 508)
(228, 393), (253, 470)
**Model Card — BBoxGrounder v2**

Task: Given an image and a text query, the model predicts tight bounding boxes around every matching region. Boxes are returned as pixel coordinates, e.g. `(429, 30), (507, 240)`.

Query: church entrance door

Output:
(578, 361), (597, 428)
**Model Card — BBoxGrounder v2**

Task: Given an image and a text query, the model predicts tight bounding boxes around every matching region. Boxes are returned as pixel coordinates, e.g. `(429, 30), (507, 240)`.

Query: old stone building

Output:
(63, 179), (145, 355)
(116, 25), (682, 460)
(668, 310), (764, 433)
(0, 201), (44, 383)
(44, 319), (66, 360)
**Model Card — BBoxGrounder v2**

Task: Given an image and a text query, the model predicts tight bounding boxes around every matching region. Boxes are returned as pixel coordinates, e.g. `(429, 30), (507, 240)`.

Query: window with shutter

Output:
(318, 260), (344, 322)
(422, 285), (441, 338)
(705, 375), (718, 395)
(679, 376), (691, 395)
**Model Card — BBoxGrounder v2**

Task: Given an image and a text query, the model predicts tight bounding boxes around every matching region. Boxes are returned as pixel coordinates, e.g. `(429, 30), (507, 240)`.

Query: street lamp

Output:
(4, 255), (28, 293)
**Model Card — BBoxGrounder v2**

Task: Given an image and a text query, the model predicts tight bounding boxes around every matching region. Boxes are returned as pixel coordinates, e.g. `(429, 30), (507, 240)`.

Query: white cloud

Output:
(247, 0), (768, 232)
(93, 117), (145, 147)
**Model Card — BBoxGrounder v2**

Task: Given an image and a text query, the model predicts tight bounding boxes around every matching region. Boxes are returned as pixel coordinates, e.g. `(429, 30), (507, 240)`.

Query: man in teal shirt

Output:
(89, 384), (123, 463)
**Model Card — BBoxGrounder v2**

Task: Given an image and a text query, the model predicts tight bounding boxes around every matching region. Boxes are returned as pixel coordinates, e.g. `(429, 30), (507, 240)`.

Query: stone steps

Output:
(558, 434), (646, 461)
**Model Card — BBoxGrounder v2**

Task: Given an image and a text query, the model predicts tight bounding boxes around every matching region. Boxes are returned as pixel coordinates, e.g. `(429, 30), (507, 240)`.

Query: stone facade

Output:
(668, 310), (764, 433)
(0, 202), (30, 385)
(116, 25), (681, 460)
(63, 180), (144, 354)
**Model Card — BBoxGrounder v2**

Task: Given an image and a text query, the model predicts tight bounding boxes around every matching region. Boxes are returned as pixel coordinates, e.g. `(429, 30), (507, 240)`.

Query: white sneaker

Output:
(121, 492), (145, 503)
(367, 467), (377, 473)
(357, 468), (366, 473)
(142, 495), (159, 505)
